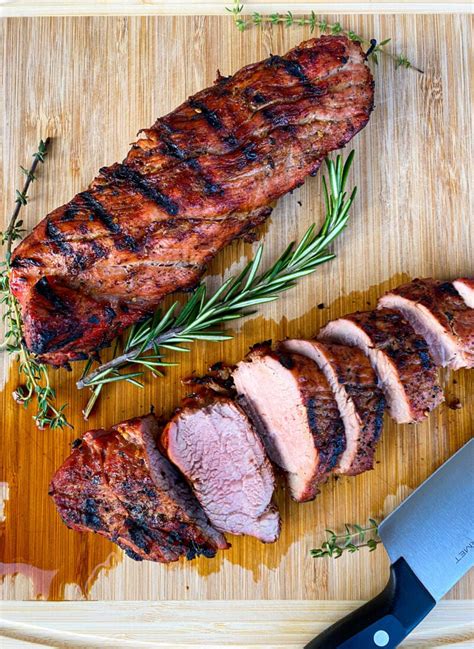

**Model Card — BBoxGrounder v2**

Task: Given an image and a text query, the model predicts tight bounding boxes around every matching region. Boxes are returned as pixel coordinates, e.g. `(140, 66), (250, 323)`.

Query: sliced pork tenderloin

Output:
(162, 392), (280, 543)
(378, 278), (474, 369)
(232, 343), (346, 502)
(49, 414), (228, 562)
(319, 309), (443, 424)
(280, 339), (385, 475)
(453, 278), (474, 308)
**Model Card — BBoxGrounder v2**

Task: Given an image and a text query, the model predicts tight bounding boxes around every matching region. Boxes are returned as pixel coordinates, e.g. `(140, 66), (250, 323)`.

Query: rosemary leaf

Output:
(77, 151), (358, 420)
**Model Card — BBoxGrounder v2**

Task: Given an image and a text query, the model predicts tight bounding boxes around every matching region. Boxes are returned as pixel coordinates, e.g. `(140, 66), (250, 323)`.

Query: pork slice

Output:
(280, 339), (385, 475)
(319, 309), (443, 424)
(453, 278), (474, 308)
(49, 414), (228, 562)
(378, 278), (474, 370)
(162, 393), (280, 542)
(232, 343), (345, 502)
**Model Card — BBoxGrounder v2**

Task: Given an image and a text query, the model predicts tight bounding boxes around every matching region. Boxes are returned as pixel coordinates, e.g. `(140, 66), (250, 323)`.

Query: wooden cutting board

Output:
(0, 14), (472, 603)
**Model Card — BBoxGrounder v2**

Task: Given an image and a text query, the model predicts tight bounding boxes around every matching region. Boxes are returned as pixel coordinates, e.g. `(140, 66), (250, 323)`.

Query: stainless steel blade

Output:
(379, 438), (474, 601)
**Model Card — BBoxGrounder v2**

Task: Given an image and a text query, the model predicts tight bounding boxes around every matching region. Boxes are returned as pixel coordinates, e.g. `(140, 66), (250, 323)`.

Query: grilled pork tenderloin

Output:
(280, 339), (385, 475)
(453, 278), (474, 308)
(10, 35), (374, 367)
(162, 392), (280, 543)
(378, 278), (474, 370)
(319, 309), (444, 424)
(232, 342), (345, 502)
(49, 415), (228, 562)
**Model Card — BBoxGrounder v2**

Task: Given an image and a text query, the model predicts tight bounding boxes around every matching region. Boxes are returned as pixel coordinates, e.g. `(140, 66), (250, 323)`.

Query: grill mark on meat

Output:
(114, 234), (140, 252)
(45, 220), (86, 270)
(268, 55), (308, 84)
(159, 137), (188, 160)
(79, 191), (121, 233)
(90, 240), (108, 260)
(29, 328), (57, 355)
(378, 278), (474, 370)
(34, 277), (69, 312)
(185, 158), (224, 196)
(137, 65), (367, 174)
(253, 92), (267, 105)
(82, 497), (102, 530)
(50, 415), (228, 562)
(268, 55), (327, 99)
(104, 306), (116, 323)
(10, 36), (374, 365)
(128, 523), (150, 552)
(242, 143), (258, 162)
(39, 327), (86, 353)
(156, 133), (224, 196)
(11, 256), (43, 269)
(100, 164), (179, 216)
(232, 343), (345, 502)
(122, 546), (144, 561)
(61, 203), (82, 222)
(281, 339), (386, 476)
(319, 309), (443, 423)
(188, 99), (223, 130)
(223, 134), (239, 148)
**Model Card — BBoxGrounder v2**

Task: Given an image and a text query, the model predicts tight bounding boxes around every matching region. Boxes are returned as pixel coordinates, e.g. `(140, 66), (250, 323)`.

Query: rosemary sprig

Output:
(227, 1), (423, 73)
(311, 519), (381, 558)
(78, 151), (357, 417)
(0, 139), (72, 430)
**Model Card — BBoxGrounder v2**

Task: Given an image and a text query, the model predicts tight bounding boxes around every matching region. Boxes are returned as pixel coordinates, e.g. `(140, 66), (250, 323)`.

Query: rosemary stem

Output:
(82, 384), (103, 420)
(76, 325), (186, 389)
(77, 152), (356, 404)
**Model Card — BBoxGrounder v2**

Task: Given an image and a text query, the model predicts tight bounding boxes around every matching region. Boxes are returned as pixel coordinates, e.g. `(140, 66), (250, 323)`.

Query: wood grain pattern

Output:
(0, 15), (473, 605)
(1, 601), (474, 647)
(1, 1), (472, 18)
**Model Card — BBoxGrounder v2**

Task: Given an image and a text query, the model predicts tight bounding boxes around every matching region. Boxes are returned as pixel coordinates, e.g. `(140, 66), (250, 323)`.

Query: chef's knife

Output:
(305, 438), (474, 649)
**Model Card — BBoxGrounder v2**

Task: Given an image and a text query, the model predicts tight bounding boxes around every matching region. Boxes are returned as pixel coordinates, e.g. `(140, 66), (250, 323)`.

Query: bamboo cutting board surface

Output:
(0, 14), (473, 605)
(1, 1), (472, 18)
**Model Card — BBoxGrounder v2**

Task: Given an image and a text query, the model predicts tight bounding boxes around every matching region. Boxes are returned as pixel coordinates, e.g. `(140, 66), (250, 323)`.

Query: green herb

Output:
(227, 1), (423, 73)
(0, 138), (72, 430)
(78, 151), (358, 418)
(311, 519), (381, 558)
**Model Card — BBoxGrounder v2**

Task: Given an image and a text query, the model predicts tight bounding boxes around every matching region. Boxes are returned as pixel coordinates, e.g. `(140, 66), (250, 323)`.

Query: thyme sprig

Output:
(227, 1), (423, 73)
(311, 519), (381, 558)
(0, 138), (72, 430)
(78, 152), (357, 417)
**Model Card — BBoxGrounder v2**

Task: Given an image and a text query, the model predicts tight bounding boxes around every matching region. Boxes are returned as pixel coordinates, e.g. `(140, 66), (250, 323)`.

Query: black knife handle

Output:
(305, 558), (436, 649)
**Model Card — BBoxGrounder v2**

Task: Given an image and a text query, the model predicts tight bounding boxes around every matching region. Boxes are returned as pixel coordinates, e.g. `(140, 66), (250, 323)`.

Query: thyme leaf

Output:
(311, 518), (381, 558)
(227, 1), (423, 73)
(0, 138), (72, 430)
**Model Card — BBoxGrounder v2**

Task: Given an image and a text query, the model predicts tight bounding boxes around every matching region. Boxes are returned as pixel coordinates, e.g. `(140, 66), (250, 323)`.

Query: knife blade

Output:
(305, 439), (474, 649)
(379, 437), (474, 602)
